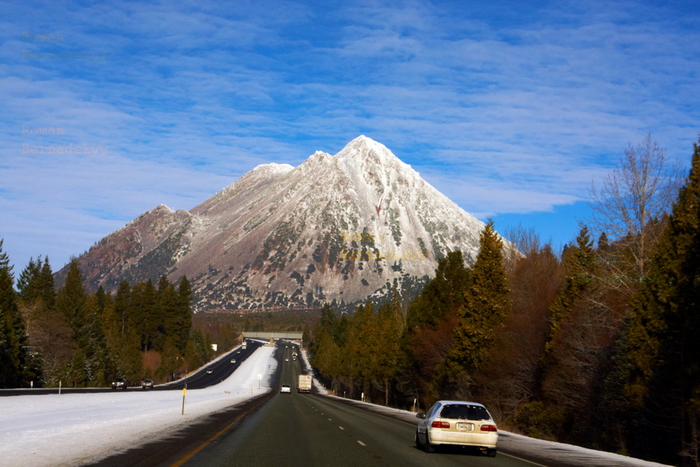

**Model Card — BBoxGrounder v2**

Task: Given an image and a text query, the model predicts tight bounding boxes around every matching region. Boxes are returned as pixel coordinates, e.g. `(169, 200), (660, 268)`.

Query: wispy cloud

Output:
(1, 0), (698, 271)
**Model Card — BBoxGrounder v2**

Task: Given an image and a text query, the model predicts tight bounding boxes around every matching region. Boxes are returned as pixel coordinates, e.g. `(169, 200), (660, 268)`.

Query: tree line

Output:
(0, 251), (228, 388)
(310, 137), (700, 466)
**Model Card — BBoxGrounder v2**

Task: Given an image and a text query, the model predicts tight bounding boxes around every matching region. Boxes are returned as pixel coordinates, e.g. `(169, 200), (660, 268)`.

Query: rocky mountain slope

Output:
(56, 136), (492, 312)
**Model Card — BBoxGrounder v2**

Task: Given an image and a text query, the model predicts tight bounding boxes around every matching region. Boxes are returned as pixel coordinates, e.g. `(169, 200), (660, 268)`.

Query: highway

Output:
(160, 339), (263, 390)
(155, 342), (538, 467)
(0, 340), (263, 396)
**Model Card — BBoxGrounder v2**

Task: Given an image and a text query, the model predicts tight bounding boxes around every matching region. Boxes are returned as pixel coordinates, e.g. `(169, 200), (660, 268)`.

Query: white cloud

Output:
(1, 0), (698, 270)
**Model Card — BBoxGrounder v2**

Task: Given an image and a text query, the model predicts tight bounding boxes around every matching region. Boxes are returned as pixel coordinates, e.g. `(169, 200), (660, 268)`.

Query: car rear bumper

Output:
(429, 429), (498, 448)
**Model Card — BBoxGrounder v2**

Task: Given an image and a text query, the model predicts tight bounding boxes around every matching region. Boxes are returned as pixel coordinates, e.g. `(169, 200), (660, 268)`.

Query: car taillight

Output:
(480, 424), (497, 432)
(431, 421), (450, 429)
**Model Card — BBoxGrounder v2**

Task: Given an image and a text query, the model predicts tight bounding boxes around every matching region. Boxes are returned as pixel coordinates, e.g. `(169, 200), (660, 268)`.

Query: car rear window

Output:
(440, 404), (491, 420)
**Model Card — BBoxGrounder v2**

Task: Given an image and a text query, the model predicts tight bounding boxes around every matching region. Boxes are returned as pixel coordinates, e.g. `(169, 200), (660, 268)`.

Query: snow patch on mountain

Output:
(58, 136), (498, 312)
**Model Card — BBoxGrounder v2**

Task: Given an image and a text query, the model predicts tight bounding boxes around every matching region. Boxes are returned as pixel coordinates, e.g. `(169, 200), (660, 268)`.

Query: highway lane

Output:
(177, 343), (536, 467)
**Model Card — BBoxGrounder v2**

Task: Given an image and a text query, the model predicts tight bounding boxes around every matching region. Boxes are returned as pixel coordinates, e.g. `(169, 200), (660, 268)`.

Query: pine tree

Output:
(157, 276), (180, 349)
(445, 220), (509, 387)
(177, 277), (193, 352)
(79, 294), (111, 386)
(118, 328), (143, 384)
(375, 288), (403, 405)
(56, 259), (87, 329)
(0, 239), (13, 276)
(15, 255), (55, 310)
(141, 280), (158, 351)
(0, 267), (30, 387)
(542, 225), (595, 361)
(39, 258), (56, 309)
(96, 285), (106, 312)
(405, 251), (470, 332)
(17, 257), (41, 304)
(615, 140), (700, 464)
(56, 261), (111, 386)
(343, 301), (377, 397)
(184, 339), (201, 371)
(157, 337), (181, 382)
(114, 281), (131, 337)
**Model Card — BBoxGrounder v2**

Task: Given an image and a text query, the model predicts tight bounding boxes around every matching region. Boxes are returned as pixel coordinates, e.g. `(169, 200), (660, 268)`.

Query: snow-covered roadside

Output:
(319, 394), (670, 467)
(0, 345), (278, 467)
(299, 348), (328, 395)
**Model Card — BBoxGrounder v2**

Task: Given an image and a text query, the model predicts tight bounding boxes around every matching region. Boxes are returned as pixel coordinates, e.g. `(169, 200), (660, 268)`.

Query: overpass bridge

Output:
(242, 331), (304, 341)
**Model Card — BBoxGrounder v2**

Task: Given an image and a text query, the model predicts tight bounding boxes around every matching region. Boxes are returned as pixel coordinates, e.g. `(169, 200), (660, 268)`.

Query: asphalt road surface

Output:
(168, 342), (537, 467)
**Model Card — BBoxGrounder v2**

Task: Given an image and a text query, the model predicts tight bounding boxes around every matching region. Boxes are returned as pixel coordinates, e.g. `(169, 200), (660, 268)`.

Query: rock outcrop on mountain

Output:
(56, 136), (491, 312)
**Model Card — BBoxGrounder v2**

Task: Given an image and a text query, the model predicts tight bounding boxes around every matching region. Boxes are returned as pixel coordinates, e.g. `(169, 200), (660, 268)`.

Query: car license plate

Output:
(457, 423), (474, 431)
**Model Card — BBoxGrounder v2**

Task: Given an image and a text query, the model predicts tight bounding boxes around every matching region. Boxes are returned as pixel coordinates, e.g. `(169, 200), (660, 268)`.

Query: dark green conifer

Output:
(0, 266), (30, 387)
(542, 224), (595, 361)
(56, 259), (87, 329)
(447, 220), (509, 376)
(39, 258), (55, 309)
(0, 239), (13, 276)
(616, 140), (700, 464)
(177, 277), (193, 351)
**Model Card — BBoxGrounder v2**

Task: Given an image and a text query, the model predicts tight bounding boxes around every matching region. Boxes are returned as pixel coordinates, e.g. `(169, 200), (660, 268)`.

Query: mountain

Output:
(55, 136), (491, 312)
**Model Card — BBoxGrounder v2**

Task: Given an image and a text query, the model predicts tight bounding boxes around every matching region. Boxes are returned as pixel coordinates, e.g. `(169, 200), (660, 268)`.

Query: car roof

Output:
(435, 400), (487, 408)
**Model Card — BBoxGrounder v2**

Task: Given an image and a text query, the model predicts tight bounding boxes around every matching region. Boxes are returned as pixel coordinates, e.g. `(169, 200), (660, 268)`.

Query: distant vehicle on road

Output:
(231, 359), (236, 363)
(280, 385), (291, 393)
(415, 400), (498, 456)
(141, 379), (153, 389)
(206, 369), (213, 374)
(242, 341), (247, 350)
(298, 375), (312, 394)
(111, 378), (127, 390)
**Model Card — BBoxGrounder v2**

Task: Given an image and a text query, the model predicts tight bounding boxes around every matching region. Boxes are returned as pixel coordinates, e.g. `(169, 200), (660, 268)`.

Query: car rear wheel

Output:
(414, 431), (422, 449)
(487, 448), (497, 457)
(424, 433), (435, 453)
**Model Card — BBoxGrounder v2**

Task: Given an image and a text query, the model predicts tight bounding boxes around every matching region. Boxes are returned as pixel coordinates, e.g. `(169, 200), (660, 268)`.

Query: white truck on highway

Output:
(298, 374), (312, 394)
(242, 340), (247, 350)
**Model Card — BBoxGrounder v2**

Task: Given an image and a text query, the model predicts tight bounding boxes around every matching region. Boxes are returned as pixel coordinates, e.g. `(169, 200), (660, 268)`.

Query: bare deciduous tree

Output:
(588, 134), (684, 278)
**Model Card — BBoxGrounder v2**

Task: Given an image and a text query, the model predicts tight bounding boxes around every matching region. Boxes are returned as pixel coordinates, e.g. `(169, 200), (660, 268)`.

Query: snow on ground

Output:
(299, 348), (328, 395)
(0, 345), (277, 467)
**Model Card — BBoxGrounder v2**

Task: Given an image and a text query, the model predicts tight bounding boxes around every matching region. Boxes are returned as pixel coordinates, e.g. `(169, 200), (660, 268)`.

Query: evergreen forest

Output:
(309, 139), (700, 466)
(0, 253), (236, 389)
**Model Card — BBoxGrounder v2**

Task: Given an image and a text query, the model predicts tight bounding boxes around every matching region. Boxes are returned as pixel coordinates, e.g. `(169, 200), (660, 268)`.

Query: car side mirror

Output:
(416, 413), (426, 419)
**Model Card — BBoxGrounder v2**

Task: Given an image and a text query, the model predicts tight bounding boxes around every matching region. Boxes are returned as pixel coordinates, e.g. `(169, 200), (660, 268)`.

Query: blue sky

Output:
(1, 0), (699, 273)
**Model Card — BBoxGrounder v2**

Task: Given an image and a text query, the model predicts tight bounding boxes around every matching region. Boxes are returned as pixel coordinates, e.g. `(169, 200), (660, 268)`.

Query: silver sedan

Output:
(415, 400), (498, 456)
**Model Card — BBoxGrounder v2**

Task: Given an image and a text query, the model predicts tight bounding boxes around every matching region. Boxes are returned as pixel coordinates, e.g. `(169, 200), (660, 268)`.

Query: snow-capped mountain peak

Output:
(56, 137), (490, 313)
